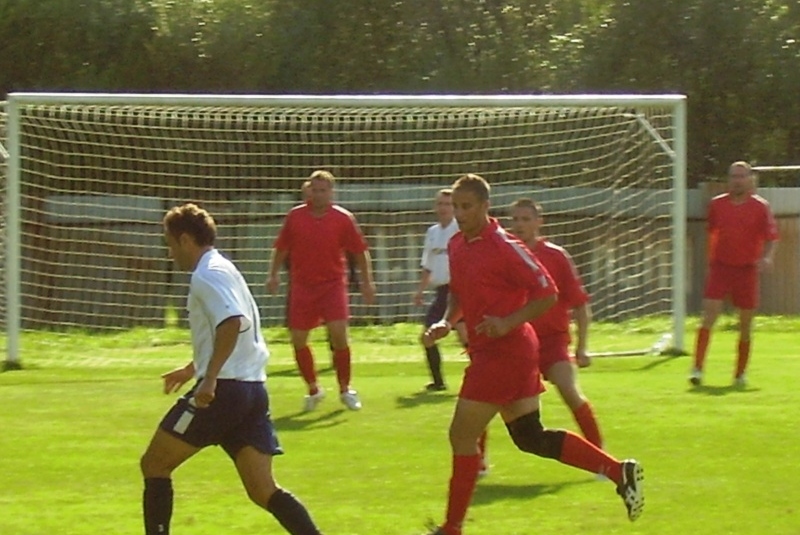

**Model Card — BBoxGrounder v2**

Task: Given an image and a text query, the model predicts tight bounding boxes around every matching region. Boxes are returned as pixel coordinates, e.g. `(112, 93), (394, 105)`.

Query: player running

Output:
(510, 198), (602, 449)
(423, 174), (644, 535)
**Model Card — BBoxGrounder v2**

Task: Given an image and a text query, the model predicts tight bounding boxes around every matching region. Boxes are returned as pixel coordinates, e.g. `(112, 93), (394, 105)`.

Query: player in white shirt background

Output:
(414, 188), (468, 391)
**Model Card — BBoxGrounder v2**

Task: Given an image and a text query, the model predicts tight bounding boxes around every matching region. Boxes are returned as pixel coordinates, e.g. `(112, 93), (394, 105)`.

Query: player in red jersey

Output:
(422, 174), (643, 535)
(510, 198), (602, 448)
(690, 161), (779, 387)
(267, 170), (376, 411)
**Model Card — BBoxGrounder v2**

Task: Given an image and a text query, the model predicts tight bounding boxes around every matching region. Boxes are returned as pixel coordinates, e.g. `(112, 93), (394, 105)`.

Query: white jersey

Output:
(187, 249), (269, 381)
(420, 219), (459, 288)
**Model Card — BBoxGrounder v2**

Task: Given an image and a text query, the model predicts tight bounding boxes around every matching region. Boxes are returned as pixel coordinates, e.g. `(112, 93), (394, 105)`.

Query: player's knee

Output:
(140, 450), (171, 478)
(505, 411), (565, 459)
(246, 480), (279, 509)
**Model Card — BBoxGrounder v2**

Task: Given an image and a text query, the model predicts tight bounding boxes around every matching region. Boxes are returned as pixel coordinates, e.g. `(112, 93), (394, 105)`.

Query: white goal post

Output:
(3, 93), (687, 366)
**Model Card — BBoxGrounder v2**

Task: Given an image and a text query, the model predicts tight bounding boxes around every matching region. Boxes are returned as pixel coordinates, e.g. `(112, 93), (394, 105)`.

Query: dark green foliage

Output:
(2, 1), (800, 184)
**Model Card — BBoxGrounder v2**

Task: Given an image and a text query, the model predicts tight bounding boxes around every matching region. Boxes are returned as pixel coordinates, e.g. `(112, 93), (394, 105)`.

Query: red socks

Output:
(694, 327), (710, 370)
(572, 402), (602, 448)
(736, 339), (751, 377)
(294, 346), (318, 394)
(296, 346), (354, 394)
(333, 347), (352, 392)
(695, 328), (751, 378)
(442, 454), (481, 535)
(558, 431), (622, 484)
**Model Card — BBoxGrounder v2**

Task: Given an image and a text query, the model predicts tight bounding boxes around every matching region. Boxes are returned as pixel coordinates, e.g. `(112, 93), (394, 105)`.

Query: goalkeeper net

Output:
(4, 94), (686, 363)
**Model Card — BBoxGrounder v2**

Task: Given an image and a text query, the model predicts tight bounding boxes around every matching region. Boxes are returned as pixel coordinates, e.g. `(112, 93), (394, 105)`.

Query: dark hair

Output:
(510, 198), (542, 217)
(163, 203), (217, 246)
(452, 173), (490, 202)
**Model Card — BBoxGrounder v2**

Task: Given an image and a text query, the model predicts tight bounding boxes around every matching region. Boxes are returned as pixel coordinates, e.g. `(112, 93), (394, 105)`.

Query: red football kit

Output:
(448, 219), (557, 405)
(704, 193), (778, 309)
(274, 202), (368, 329)
(529, 239), (589, 372)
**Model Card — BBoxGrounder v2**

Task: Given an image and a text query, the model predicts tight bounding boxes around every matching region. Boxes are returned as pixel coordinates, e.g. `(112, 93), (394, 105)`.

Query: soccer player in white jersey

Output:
(413, 188), (466, 391)
(140, 203), (323, 535)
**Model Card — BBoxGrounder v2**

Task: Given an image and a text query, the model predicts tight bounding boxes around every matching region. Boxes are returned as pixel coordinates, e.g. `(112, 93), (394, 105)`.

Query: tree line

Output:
(2, 0), (799, 185)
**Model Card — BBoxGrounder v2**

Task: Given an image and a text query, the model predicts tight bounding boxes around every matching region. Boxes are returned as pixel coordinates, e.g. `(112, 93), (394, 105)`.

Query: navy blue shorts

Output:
(425, 285), (450, 327)
(159, 379), (283, 459)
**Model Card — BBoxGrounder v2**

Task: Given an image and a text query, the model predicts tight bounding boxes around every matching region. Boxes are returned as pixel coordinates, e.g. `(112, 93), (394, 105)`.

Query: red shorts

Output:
(537, 333), (571, 375)
(287, 280), (349, 331)
(459, 335), (545, 405)
(703, 262), (759, 310)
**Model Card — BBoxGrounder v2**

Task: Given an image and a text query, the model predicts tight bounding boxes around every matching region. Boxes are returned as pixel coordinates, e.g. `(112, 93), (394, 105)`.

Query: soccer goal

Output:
(3, 93), (687, 366)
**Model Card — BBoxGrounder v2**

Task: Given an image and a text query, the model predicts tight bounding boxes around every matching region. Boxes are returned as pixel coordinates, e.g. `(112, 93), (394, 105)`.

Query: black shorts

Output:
(159, 379), (283, 459)
(424, 285), (450, 327)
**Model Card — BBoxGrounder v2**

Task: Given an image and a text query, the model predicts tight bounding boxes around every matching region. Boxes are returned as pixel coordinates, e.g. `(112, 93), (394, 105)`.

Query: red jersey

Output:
(530, 239), (589, 338)
(274, 203), (368, 286)
(707, 193), (778, 266)
(448, 218), (557, 354)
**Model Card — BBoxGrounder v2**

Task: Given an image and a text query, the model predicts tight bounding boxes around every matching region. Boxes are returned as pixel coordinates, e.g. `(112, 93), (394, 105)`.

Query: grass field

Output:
(1, 317), (799, 535)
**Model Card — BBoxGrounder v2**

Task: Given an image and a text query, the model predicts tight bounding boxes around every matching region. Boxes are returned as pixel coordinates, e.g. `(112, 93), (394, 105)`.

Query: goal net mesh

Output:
(6, 99), (677, 353)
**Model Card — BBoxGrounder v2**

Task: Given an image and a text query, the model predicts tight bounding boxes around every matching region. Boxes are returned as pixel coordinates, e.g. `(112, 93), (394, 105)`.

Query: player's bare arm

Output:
(759, 240), (778, 272)
(424, 292), (463, 346)
(194, 316), (242, 408)
(266, 249), (289, 293)
(354, 250), (377, 304)
(414, 268), (432, 306)
(574, 302), (592, 367)
(161, 361), (196, 394)
(476, 294), (557, 338)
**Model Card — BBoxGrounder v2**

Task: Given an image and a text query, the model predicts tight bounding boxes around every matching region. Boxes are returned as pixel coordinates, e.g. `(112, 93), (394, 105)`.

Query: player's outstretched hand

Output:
(161, 363), (195, 395)
(423, 320), (451, 347)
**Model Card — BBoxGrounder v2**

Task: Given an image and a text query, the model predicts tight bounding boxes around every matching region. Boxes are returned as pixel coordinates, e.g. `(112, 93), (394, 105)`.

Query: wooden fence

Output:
(10, 184), (800, 330)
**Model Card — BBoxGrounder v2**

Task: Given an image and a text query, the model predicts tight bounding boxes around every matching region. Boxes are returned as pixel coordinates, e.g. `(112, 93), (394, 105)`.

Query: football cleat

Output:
(733, 374), (747, 388)
(688, 368), (703, 387)
(302, 388), (325, 413)
(422, 520), (447, 535)
(616, 459), (644, 521)
(340, 389), (362, 411)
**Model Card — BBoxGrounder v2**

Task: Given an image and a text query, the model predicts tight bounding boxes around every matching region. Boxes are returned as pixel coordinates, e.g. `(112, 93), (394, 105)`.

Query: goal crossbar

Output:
(3, 93), (687, 365)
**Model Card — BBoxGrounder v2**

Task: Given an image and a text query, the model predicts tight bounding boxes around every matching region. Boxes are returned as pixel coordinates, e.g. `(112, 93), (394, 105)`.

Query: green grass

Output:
(1, 317), (799, 534)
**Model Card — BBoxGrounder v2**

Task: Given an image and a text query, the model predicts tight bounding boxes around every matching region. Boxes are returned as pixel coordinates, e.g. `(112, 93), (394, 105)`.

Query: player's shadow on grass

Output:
(636, 354), (684, 372)
(471, 478), (595, 505)
(272, 408), (348, 431)
(395, 390), (457, 409)
(267, 365), (335, 378)
(688, 384), (761, 396)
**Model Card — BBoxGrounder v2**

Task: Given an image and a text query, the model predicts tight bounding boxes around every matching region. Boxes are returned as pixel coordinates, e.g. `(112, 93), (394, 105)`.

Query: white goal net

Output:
(4, 94), (686, 363)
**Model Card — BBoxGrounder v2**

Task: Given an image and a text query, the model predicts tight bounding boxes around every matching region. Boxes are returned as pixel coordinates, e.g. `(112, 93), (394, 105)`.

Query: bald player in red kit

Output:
(422, 174), (643, 535)
(690, 161), (779, 388)
(267, 170), (376, 412)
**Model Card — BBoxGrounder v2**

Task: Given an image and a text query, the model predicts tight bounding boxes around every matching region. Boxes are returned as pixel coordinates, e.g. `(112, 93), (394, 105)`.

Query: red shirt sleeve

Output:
(556, 250), (589, 308)
(503, 241), (557, 302)
(340, 211), (369, 254)
(273, 210), (294, 251)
